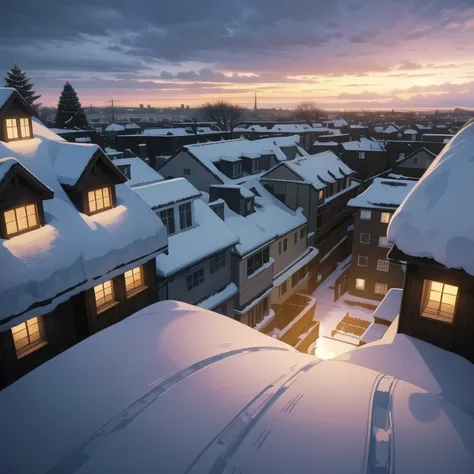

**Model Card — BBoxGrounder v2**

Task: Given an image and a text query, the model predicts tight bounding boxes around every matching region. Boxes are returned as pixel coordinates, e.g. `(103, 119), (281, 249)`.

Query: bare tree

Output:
(294, 101), (326, 126)
(199, 100), (243, 135)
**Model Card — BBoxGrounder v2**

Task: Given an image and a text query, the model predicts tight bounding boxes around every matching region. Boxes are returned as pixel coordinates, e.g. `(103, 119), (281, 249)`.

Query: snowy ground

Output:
(311, 256), (378, 359)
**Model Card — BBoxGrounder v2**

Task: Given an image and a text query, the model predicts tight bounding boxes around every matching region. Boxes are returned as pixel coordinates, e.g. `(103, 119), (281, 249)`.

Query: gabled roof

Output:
(396, 147), (437, 164)
(0, 88), (35, 116)
(342, 138), (384, 152)
(113, 157), (164, 188)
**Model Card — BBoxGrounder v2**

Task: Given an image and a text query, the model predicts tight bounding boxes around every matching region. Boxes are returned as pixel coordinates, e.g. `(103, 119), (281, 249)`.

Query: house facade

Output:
(339, 138), (388, 180)
(347, 178), (416, 301)
(0, 88), (168, 388)
(391, 147), (437, 178)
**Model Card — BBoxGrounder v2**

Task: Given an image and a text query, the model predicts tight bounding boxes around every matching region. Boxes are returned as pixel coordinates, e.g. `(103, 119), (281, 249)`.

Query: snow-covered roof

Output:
(105, 123), (125, 132)
(0, 118), (167, 329)
(403, 129), (418, 135)
(0, 87), (14, 109)
(155, 198), (239, 277)
(133, 177), (201, 210)
(125, 123), (140, 129)
(372, 288), (403, 324)
(360, 322), (388, 344)
(141, 127), (221, 137)
(312, 140), (338, 146)
(1, 300), (472, 474)
(281, 151), (354, 190)
(348, 177), (417, 210)
(197, 282), (238, 310)
(342, 137), (384, 152)
(113, 157), (164, 188)
(388, 121), (474, 274)
(323, 118), (348, 127)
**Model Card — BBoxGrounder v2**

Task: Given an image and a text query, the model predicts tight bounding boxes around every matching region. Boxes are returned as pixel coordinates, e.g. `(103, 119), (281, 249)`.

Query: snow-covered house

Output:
(260, 151), (358, 283)
(113, 157), (164, 187)
(0, 88), (168, 388)
(340, 138), (387, 180)
(157, 135), (307, 191)
(347, 178), (416, 301)
(134, 178), (239, 316)
(2, 300), (472, 474)
(391, 147), (438, 178)
(388, 120), (474, 363)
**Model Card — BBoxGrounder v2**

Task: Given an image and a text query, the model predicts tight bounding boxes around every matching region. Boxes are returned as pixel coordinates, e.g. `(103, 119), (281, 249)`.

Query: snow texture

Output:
(388, 121), (474, 274)
(0, 117), (167, 329)
(133, 177), (201, 210)
(197, 282), (238, 310)
(0, 87), (14, 109)
(105, 123), (125, 132)
(155, 198), (239, 277)
(283, 151), (354, 190)
(360, 322), (389, 344)
(348, 177), (417, 210)
(113, 157), (164, 188)
(342, 137), (384, 152)
(2, 300), (472, 474)
(372, 288), (403, 324)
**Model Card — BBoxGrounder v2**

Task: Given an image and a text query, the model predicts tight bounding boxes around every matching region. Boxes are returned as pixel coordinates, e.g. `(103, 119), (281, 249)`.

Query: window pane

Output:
(89, 187), (112, 213)
(444, 284), (458, 296)
(422, 280), (458, 323)
(11, 317), (46, 357)
(94, 280), (114, 309)
(430, 281), (444, 292)
(4, 205), (39, 236)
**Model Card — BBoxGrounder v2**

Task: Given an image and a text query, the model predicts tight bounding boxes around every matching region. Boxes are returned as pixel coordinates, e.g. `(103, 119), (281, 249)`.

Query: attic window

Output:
(421, 280), (458, 324)
(88, 187), (112, 214)
(4, 204), (39, 237)
(5, 117), (32, 140)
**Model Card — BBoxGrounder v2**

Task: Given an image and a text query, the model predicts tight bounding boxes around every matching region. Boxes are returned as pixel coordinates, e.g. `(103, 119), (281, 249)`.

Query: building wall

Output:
(158, 248), (233, 309)
(158, 150), (221, 192)
(350, 209), (406, 301)
(339, 150), (388, 180)
(271, 226), (308, 276)
(398, 262), (474, 363)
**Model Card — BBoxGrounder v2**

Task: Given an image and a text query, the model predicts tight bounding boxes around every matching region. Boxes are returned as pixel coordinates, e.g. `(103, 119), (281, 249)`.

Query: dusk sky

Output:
(2, 0), (474, 109)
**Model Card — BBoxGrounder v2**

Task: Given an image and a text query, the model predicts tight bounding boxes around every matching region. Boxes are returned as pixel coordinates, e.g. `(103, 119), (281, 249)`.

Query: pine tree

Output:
(4, 63), (41, 108)
(55, 82), (89, 129)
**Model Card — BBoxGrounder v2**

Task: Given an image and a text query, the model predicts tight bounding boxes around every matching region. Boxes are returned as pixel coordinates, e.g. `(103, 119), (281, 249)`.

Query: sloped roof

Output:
(342, 137), (384, 152)
(1, 301), (472, 474)
(113, 157), (164, 188)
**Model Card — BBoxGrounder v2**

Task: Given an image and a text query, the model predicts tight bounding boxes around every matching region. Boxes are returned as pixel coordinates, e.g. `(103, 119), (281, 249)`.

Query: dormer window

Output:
(179, 202), (192, 230)
(88, 187), (112, 214)
(4, 204), (39, 237)
(233, 162), (242, 178)
(5, 117), (32, 141)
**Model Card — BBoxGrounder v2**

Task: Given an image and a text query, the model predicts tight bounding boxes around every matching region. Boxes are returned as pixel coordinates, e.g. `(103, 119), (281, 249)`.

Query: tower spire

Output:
(254, 90), (258, 111)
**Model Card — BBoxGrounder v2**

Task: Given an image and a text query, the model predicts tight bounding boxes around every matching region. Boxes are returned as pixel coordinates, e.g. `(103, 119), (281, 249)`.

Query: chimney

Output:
(209, 185), (254, 216)
(138, 143), (147, 159)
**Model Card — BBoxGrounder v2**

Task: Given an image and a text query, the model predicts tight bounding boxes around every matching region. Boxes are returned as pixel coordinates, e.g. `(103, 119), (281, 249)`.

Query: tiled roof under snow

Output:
(0, 117), (167, 329)
(388, 121), (474, 275)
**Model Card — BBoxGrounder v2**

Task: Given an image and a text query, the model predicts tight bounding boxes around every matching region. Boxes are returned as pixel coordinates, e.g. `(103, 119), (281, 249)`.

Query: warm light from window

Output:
(11, 316), (46, 358)
(6, 118), (19, 139)
(356, 278), (365, 290)
(88, 187), (112, 213)
(380, 212), (391, 224)
(19, 118), (31, 138)
(375, 283), (388, 295)
(421, 280), (458, 323)
(318, 190), (324, 200)
(94, 280), (114, 311)
(4, 204), (38, 236)
(124, 266), (144, 296)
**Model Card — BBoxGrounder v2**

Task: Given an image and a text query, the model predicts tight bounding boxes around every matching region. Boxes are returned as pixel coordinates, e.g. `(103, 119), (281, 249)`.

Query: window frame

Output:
(420, 280), (458, 324)
(11, 316), (47, 359)
(5, 117), (32, 141)
(179, 202), (193, 230)
(94, 279), (116, 313)
(357, 256), (368, 267)
(360, 210), (372, 220)
(159, 207), (176, 235)
(355, 278), (366, 291)
(3, 203), (41, 238)
(375, 282), (388, 295)
(210, 252), (226, 274)
(359, 151), (366, 160)
(117, 164), (131, 179)
(186, 268), (205, 291)
(376, 259), (390, 272)
(360, 233), (371, 244)
(318, 190), (324, 201)
(87, 186), (113, 215)
(380, 212), (391, 224)
(124, 266), (146, 297)
(247, 248), (270, 277)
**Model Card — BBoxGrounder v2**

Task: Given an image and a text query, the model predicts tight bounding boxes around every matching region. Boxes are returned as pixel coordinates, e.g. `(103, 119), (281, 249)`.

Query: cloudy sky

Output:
(2, 0), (474, 109)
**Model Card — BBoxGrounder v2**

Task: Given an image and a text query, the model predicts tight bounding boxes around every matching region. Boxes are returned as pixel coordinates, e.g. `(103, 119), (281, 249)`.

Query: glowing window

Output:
(375, 283), (388, 295)
(318, 190), (324, 200)
(94, 280), (115, 311)
(11, 316), (46, 358)
(5, 118), (19, 139)
(4, 204), (39, 236)
(421, 280), (458, 323)
(124, 266), (144, 296)
(19, 118), (31, 138)
(355, 278), (365, 291)
(380, 212), (391, 224)
(88, 187), (112, 214)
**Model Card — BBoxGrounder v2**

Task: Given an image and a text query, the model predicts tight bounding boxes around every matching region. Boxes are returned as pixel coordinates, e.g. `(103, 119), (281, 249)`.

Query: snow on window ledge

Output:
(248, 257), (274, 280)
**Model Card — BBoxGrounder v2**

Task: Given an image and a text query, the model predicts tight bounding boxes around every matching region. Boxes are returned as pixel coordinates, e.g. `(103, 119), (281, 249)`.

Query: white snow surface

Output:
(1, 300), (472, 474)
(388, 121), (474, 274)
(142, 127), (220, 136)
(105, 123), (125, 132)
(0, 119), (167, 328)
(342, 137), (384, 151)
(133, 177), (201, 210)
(197, 282), (238, 310)
(0, 87), (14, 109)
(283, 151), (354, 190)
(155, 198), (239, 277)
(372, 288), (403, 323)
(113, 157), (164, 187)
(348, 177), (417, 210)
(360, 322), (388, 344)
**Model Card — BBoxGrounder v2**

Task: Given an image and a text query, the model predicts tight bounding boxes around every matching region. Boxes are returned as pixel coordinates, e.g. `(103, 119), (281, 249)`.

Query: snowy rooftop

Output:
(0, 87), (14, 109)
(312, 140), (338, 146)
(105, 123), (125, 132)
(388, 121), (474, 274)
(372, 288), (403, 324)
(282, 151), (354, 190)
(141, 127), (220, 137)
(155, 199), (239, 277)
(348, 177), (417, 210)
(342, 137), (384, 152)
(113, 157), (164, 188)
(1, 300), (472, 474)
(0, 116), (167, 328)
(133, 177), (201, 210)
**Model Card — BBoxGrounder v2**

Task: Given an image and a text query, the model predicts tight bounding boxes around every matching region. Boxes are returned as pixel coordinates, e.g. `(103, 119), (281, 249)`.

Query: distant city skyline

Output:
(2, 1), (474, 109)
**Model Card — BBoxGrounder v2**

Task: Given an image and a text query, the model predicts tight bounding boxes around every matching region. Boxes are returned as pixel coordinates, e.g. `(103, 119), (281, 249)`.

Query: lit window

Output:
(19, 118), (31, 138)
(124, 266), (144, 296)
(360, 210), (371, 220)
(11, 316), (46, 358)
(317, 274), (322, 282)
(377, 259), (390, 272)
(375, 283), (388, 295)
(380, 212), (391, 224)
(359, 152), (366, 160)
(6, 118), (19, 140)
(360, 233), (371, 244)
(421, 280), (458, 323)
(88, 187), (112, 214)
(4, 204), (39, 236)
(379, 236), (391, 248)
(356, 278), (366, 290)
(179, 202), (192, 230)
(94, 280), (115, 311)
(358, 256), (368, 267)
(318, 190), (324, 200)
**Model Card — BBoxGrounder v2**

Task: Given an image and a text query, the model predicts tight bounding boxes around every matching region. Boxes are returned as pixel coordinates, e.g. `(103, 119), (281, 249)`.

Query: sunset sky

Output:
(2, 0), (474, 110)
